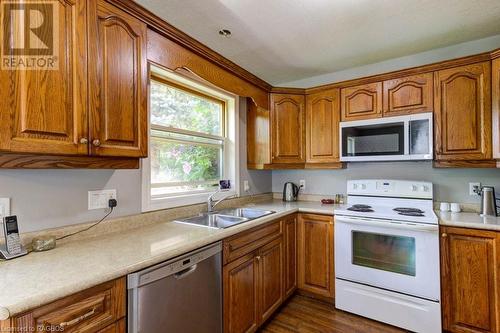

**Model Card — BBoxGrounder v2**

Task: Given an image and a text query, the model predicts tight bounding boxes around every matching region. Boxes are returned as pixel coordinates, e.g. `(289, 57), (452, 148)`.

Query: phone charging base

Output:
(0, 244), (28, 260)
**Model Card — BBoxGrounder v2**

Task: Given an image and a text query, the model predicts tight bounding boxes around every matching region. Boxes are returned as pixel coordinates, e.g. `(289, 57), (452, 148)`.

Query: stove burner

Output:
(393, 207), (424, 214)
(347, 204), (374, 213)
(397, 211), (425, 217)
(351, 204), (372, 209)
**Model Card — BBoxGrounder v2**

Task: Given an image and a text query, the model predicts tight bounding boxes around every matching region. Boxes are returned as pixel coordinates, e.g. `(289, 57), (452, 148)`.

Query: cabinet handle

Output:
(79, 138), (88, 144)
(441, 233), (447, 238)
(256, 256), (261, 261)
(59, 307), (96, 328)
(92, 139), (101, 147)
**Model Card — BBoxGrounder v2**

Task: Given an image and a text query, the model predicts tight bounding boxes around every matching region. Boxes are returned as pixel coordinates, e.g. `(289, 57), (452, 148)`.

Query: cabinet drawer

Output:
(4, 278), (126, 333)
(223, 220), (282, 264)
(98, 319), (125, 333)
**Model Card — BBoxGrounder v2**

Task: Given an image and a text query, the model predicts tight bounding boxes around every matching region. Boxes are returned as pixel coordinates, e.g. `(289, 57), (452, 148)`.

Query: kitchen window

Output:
(142, 68), (238, 211)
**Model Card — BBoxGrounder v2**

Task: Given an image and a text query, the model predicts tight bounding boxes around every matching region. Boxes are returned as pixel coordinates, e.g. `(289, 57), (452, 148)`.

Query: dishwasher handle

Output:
(174, 264), (197, 280)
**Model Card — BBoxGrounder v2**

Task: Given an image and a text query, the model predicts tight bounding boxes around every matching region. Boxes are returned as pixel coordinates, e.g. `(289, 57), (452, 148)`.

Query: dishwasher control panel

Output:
(128, 242), (222, 289)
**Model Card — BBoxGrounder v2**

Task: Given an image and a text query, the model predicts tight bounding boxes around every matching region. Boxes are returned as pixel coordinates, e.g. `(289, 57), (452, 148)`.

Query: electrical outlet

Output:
(243, 181), (250, 192)
(0, 198), (10, 219)
(469, 182), (481, 196)
(88, 190), (117, 210)
(299, 179), (306, 191)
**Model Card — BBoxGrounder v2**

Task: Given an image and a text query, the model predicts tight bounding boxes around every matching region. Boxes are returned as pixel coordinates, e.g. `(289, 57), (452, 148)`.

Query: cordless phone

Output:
(1, 215), (27, 259)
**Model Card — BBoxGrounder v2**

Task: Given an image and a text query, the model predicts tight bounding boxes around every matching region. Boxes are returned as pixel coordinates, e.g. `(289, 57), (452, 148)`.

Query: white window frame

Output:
(142, 67), (239, 212)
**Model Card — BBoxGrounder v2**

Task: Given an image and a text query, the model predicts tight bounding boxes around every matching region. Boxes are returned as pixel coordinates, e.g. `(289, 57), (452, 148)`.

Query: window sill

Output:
(143, 190), (238, 212)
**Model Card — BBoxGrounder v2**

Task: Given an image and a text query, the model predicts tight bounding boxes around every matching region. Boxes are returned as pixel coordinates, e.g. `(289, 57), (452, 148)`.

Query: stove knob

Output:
(420, 185), (429, 192)
(353, 184), (358, 190)
(411, 185), (418, 191)
(361, 184), (367, 190)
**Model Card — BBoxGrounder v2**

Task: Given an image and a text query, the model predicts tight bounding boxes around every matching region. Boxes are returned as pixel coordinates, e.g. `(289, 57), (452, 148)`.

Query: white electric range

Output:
(334, 179), (441, 333)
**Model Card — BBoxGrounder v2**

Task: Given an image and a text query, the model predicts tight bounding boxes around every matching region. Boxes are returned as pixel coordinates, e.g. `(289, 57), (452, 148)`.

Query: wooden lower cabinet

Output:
(258, 237), (283, 323)
(223, 252), (260, 333)
(98, 319), (125, 333)
(283, 215), (297, 298)
(441, 226), (500, 333)
(297, 214), (335, 299)
(0, 278), (126, 333)
(223, 216), (299, 333)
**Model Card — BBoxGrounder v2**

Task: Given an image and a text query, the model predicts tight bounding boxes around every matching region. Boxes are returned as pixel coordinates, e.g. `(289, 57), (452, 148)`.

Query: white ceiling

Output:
(136, 0), (500, 86)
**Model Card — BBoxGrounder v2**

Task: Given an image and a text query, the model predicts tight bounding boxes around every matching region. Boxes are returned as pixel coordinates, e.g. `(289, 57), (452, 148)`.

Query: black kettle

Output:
(283, 182), (299, 202)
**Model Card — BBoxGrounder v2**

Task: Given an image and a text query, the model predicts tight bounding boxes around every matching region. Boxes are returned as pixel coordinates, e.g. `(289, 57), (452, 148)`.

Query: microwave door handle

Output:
(404, 121), (410, 156)
(336, 216), (438, 232)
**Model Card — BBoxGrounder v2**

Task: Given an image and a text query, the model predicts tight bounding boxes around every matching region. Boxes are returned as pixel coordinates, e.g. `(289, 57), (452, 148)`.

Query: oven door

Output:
(334, 215), (440, 301)
(339, 113), (433, 162)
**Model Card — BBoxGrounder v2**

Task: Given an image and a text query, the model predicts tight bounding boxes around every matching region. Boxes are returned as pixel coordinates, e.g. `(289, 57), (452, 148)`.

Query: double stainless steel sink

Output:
(174, 208), (275, 229)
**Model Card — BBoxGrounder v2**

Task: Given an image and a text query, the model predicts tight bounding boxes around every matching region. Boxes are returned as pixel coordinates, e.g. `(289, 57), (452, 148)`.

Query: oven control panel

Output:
(347, 180), (433, 199)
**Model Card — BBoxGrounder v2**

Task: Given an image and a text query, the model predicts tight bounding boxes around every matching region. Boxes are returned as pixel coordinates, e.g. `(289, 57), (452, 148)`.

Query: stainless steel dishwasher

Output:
(127, 242), (222, 333)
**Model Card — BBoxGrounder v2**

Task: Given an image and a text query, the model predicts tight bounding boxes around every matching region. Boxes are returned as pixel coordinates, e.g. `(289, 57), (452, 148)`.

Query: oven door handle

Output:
(335, 216), (439, 232)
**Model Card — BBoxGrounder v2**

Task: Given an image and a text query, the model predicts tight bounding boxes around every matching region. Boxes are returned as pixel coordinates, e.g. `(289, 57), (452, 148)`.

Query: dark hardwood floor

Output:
(259, 295), (406, 333)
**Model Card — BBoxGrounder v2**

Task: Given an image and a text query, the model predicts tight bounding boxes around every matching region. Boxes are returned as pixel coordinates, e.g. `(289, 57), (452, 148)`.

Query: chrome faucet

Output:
(207, 189), (234, 213)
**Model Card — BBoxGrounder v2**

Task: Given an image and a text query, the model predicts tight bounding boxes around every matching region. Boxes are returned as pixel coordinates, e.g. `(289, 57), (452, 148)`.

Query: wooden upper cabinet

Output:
(88, 0), (148, 158)
(270, 93), (306, 164)
(247, 98), (271, 168)
(441, 227), (500, 333)
(383, 73), (433, 116)
(340, 82), (382, 121)
(0, 0), (88, 156)
(306, 89), (341, 164)
(434, 62), (492, 161)
(493, 57), (500, 160)
(298, 214), (334, 299)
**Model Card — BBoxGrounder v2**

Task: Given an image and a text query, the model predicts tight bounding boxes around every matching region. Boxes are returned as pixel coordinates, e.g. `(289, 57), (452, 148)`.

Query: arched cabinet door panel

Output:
(434, 62), (492, 161)
(340, 82), (382, 121)
(0, 0), (88, 156)
(88, 0), (148, 158)
(306, 89), (340, 164)
(270, 93), (305, 164)
(383, 73), (433, 116)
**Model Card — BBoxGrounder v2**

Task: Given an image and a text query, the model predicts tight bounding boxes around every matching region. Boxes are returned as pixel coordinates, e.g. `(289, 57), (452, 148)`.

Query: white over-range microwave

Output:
(340, 112), (433, 162)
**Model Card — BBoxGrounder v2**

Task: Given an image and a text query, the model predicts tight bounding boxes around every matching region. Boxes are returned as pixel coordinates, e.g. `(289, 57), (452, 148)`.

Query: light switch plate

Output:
(243, 181), (250, 192)
(299, 180), (306, 191)
(88, 190), (117, 210)
(0, 198), (10, 219)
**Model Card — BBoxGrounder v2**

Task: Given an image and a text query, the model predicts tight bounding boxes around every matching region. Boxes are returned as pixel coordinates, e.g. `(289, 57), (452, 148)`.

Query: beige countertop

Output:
(437, 211), (500, 231)
(0, 200), (340, 320)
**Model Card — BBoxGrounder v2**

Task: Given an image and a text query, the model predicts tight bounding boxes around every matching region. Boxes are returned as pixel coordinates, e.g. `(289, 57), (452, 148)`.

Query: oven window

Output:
(352, 231), (416, 276)
(342, 123), (404, 157)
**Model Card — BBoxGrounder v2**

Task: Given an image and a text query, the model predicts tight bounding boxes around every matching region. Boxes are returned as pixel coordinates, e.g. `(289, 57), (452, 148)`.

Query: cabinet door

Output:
(434, 62), (492, 161)
(340, 82), (382, 121)
(298, 214), (334, 299)
(88, 0), (148, 157)
(283, 215), (297, 299)
(383, 73), (433, 116)
(247, 98), (271, 168)
(306, 89), (341, 164)
(223, 253), (259, 333)
(257, 237), (283, 323)
(441, 227), (500, 333)
(493, 57), (500, 160)
(270, 93), (305, 164)
(0, 0), (88, 155)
